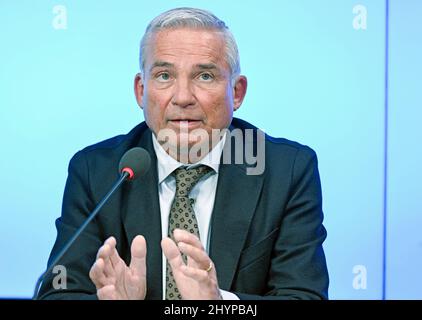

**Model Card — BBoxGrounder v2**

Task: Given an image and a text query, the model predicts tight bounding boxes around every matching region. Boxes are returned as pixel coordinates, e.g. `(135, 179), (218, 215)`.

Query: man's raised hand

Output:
(89, 235), (147, 300)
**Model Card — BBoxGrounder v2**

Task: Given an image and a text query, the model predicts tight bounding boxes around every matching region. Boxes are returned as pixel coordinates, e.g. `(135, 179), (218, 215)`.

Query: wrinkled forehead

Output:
(144, 28), (229, 71)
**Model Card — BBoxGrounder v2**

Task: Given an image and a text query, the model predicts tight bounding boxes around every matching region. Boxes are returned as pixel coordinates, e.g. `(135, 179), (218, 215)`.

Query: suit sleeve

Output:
(237, 147), (329, 300)
(37, 151), (101, 300)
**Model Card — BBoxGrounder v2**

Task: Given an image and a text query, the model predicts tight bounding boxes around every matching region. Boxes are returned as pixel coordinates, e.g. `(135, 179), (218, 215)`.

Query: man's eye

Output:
(198, 73), (214, 81)
(156, 73), (171, 81)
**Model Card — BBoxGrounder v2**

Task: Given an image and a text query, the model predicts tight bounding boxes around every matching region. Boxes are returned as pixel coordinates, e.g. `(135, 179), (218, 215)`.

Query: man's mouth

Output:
(168, 119), (203, 128)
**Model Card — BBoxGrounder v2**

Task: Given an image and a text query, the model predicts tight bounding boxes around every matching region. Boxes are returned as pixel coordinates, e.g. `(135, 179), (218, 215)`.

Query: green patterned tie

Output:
(165, 165), (213, 300)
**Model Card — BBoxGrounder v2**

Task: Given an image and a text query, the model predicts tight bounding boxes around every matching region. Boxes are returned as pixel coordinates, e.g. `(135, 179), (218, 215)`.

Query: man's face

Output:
(134, 28), (247, 160)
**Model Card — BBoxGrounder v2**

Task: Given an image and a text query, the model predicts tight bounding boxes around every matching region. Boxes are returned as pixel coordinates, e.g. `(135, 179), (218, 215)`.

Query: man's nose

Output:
(171, 78), (195, 108)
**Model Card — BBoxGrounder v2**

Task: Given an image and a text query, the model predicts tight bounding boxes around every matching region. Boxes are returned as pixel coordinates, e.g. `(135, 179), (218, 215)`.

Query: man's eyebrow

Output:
(195, 63), (218, 70)
(149, 61), (174, 72)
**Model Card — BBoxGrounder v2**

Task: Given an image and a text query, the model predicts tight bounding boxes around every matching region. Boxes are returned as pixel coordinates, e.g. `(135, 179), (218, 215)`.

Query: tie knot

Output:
(173, 165), (212, 197)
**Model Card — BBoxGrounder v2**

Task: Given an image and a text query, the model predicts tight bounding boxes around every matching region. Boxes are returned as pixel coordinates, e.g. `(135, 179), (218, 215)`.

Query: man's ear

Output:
(232, 75), (247, 111)
(134, 73), (145, 109)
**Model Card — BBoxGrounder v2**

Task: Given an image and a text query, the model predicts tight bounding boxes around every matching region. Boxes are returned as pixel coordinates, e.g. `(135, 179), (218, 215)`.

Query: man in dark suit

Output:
(38, 7), (328, 300)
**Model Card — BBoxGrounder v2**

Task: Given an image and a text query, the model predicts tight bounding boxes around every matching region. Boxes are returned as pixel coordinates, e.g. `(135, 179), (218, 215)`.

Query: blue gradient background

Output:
(0, 0), (420, 299)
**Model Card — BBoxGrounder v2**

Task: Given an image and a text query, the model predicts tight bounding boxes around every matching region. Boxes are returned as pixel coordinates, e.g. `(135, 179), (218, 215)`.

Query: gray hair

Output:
(139, 7), (241, 84)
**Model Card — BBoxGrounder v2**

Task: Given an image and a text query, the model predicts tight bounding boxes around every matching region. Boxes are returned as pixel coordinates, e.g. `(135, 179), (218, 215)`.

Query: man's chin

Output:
(157, 136), (211, 163)
(175, 136), (210, 152)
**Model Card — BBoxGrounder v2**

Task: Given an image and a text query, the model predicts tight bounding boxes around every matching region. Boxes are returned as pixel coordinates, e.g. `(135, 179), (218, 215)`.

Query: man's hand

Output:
(161, 229), (222, 300)
(89, 235), (147, 300)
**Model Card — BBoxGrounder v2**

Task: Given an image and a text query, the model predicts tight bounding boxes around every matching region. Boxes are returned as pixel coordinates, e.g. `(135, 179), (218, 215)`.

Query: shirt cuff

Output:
(219, 289), (240, 300)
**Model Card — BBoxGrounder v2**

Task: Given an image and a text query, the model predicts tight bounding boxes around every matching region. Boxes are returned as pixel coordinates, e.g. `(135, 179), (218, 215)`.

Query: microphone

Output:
(119, 147), (151, 180)
(32, 147), (151, 299)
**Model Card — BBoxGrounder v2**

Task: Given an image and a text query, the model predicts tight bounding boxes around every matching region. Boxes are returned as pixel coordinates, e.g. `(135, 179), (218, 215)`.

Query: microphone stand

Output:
(32, 171), (129, 300)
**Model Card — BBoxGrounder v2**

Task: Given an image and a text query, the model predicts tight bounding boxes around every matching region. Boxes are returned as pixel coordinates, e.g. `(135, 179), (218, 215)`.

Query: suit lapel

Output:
(121, 128), (163, 300)
(209, 130), (264, 291)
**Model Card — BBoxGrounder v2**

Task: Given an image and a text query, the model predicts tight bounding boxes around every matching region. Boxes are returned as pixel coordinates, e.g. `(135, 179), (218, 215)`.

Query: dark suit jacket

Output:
(38, 118), (329, 300)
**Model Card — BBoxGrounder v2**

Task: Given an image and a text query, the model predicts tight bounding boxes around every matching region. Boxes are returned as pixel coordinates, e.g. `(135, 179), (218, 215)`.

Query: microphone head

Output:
(118, 147), (151, 180)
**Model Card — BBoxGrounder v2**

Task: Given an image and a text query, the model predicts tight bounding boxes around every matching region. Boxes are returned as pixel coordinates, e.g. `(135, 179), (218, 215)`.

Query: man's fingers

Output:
(96, 237), (116, 260)
(173, 229), (203, 250)
(90, 237), (118, 289)
(109, 247), (124, 272)
(161, 237), (184, 270)
(177, 242), (211, 271)
(102, 255), (115, 278)
(93, 237), (119, 279)
(162, 236), (221, 300)
(89, 258), (108, 289)
(180, 264), (210, 283)
(179, 264), (220, 300)
(129, 235), (147, 278)
(167, 230), (212, 270)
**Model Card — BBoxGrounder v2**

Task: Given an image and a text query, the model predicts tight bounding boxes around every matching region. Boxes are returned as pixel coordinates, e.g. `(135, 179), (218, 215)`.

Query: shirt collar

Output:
(152, 132), (226, 184)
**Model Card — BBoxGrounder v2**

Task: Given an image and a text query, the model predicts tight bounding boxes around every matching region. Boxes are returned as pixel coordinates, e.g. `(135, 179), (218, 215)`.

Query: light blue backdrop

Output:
(0, 0), (420, 299)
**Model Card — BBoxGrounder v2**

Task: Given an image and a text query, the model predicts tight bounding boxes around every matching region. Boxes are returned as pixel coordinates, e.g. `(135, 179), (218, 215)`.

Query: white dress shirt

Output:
(151, 133), (238, 300)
